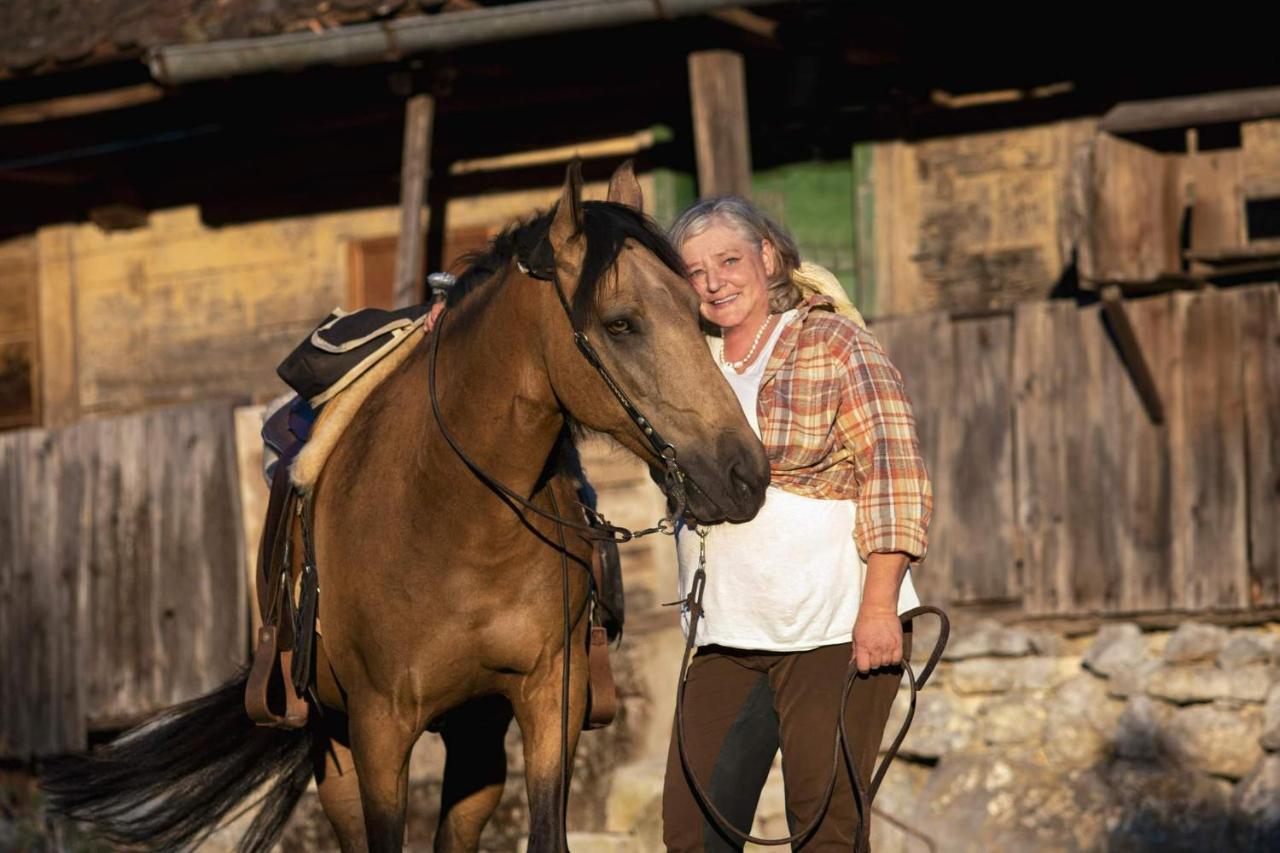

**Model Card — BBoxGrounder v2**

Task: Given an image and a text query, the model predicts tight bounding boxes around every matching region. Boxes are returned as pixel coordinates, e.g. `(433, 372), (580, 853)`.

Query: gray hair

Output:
(668, 196), (803, 314)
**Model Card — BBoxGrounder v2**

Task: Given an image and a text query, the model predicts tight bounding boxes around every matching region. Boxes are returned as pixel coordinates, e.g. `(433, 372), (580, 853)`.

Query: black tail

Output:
(40, 671), (313, 852)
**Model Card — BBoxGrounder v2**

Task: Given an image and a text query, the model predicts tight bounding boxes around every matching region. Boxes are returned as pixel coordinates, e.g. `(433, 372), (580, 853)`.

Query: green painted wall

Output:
(649, 159), (862, 309)
(649, 168), (697, 230)
(752, 160), (857, 304)
(851, 142), (878, 317)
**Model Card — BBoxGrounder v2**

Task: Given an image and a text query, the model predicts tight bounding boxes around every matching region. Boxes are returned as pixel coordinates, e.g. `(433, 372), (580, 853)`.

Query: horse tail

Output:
(40, 670), (314, 853)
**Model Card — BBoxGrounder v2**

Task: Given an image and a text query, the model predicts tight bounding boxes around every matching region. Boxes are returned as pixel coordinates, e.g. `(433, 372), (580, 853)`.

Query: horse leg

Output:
(348, 699), (419, 851)
(434, 695), (515, 853)
(313, 709), (369, 853)
(510, 651), (588, 853)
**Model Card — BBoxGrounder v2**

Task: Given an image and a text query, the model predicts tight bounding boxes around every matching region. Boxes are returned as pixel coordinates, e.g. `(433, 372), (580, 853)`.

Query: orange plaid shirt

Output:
(756, 295), (932, 561)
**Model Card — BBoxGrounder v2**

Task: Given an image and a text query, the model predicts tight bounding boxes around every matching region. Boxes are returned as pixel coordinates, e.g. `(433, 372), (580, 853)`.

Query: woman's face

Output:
(680, 222), (776, 332)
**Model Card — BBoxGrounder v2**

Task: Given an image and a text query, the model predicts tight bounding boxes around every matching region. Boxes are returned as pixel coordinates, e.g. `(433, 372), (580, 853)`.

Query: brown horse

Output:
(42, 162), (770, 852)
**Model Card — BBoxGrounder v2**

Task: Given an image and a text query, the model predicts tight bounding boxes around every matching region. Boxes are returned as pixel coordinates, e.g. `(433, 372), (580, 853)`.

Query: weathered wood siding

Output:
(34, 205), (401, 420)
(0, 401), (246, 758)
(875, 283), (1279, 615)
(863, 120), (1097, 317)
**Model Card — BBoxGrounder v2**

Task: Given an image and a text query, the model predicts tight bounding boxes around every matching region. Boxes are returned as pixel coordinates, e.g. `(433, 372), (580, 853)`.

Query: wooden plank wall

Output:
(1012, 284), (1276, 614)
(875, 283), (1278, 615)
(873, 313), (1017, 606)
(0, 235), (38, 429)
(1077, 133), (1183, 285)
(0, 401), (247, 758)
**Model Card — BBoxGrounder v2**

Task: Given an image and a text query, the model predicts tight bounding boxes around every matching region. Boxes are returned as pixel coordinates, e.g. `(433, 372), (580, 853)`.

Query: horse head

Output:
(541, 161), (769, 524)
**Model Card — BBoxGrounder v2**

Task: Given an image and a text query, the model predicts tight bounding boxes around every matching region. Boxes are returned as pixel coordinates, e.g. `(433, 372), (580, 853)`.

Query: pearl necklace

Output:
(721, 313), (776, 371)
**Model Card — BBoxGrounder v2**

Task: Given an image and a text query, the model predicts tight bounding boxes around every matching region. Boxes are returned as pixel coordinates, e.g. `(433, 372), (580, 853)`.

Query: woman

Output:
(662, 197), (932, 852)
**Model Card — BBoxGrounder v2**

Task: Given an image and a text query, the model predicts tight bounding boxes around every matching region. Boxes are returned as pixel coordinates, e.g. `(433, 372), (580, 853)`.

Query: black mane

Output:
(449, 200), (687, 326)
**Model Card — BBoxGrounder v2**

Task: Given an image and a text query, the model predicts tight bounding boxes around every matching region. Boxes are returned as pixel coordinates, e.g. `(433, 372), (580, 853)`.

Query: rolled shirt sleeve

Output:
(830, 328), (933, 563)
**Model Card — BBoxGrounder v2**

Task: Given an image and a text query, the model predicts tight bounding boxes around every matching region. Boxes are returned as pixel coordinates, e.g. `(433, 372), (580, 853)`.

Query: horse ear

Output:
(549, 159), (585, 275)
(607, 159), (643, 212)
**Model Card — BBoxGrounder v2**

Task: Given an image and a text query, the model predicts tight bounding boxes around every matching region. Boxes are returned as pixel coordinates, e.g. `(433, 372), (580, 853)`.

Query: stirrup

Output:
(245, 625), (309, 729)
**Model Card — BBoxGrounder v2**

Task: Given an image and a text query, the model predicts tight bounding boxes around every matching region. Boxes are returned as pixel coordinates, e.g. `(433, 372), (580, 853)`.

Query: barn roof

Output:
(0, 0), (456, 78)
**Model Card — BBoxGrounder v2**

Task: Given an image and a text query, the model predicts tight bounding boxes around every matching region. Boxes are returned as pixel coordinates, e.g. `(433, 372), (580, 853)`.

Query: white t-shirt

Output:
(676, 310), (920, 651)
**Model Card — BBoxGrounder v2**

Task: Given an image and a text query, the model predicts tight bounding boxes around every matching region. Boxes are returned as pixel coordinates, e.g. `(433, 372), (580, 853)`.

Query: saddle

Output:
(244, 305), (624, 730)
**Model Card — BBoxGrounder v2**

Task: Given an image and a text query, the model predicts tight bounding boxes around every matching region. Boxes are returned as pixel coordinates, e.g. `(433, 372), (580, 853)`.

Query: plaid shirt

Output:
(756, 295), (932, 561)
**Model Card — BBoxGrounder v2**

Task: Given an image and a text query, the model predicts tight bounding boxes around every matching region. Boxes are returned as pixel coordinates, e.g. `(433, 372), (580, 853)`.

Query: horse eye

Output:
(605, 318), (633, 335)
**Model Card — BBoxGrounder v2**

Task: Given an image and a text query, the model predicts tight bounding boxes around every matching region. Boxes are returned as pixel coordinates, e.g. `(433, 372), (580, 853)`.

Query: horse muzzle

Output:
(672, 436), (769, 525)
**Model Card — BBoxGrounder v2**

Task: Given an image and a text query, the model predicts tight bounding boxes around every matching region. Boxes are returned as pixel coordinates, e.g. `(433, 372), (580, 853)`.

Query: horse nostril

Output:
(730, 462), (755, 500)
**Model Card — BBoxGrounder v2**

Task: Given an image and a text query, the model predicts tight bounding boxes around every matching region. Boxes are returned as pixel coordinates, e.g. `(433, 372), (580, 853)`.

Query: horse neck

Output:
(410, 277), (566, 501)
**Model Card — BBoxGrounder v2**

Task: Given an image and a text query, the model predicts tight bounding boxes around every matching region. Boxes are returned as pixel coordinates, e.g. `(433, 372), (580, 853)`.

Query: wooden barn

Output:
(2, 1), (1279, 848)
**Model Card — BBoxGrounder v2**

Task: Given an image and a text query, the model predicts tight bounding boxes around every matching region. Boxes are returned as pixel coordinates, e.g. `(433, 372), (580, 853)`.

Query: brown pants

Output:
(662, 634), (909, 852)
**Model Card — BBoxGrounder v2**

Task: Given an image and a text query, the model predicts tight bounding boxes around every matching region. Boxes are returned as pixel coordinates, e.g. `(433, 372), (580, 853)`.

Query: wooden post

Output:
(395, 93), (435, 308)
(688, 50), (753, 198)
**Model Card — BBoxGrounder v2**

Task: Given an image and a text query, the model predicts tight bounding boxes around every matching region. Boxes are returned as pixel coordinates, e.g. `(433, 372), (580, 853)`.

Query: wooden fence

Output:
(0, 401), (247, 759)
(875, 283), (1280, 616)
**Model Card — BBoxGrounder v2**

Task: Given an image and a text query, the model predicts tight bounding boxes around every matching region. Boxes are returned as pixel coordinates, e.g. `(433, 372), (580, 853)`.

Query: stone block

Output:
(909, 755), (1113, 851)
(894, 690), (978, 760)
(1218, 632), (1275, 669)
(1162, 621), (1230, 665)
(1145, 664), (1232, 705)
(942, 618), (1035, 661)
(1170, 704), (1263, 779)
(951, 656), (1071, 695)
(1083, 623), (1149, 677)
(1106, 660), (1162, 698)
(978, 695), (1046, 746)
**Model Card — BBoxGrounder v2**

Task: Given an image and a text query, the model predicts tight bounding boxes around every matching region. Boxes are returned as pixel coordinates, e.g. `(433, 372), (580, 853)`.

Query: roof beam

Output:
(147, 0), (778, 85)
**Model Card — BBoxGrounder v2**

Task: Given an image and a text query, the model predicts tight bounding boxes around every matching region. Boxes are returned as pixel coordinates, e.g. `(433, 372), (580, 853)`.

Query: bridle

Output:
(425, 242), (950, 853)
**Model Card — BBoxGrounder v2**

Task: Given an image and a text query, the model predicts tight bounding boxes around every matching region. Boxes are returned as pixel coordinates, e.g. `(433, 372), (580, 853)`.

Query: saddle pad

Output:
(291, 324), (426, 491)
(278, 305), (431, 407)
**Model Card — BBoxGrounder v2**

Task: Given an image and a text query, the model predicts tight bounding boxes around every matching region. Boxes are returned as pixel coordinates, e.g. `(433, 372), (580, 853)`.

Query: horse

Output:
(42, 160), (771, 852)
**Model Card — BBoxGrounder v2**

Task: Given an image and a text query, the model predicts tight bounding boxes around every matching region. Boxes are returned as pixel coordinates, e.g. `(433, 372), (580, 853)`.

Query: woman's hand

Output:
(851, 604), (904, 673)
(851, 551), (909, 672)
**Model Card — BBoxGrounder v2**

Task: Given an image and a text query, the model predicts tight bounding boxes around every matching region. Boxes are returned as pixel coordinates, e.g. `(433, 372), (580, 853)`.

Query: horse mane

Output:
(449, 200), (687, 326)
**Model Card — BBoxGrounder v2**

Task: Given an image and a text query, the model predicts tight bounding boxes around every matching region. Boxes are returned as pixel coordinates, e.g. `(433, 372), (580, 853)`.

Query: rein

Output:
(676, 529), (950, 852)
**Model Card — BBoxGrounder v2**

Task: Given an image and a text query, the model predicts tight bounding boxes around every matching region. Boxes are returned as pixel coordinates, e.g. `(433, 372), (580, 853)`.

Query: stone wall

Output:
(869, 617), (1280, 852)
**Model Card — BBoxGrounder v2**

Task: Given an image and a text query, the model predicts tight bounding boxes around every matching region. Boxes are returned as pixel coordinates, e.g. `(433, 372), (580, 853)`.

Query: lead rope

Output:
(676, 528), (950, 851)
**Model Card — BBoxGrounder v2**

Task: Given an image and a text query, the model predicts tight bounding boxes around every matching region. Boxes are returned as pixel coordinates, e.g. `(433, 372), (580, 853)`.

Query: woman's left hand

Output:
(851, 604), (903, 673)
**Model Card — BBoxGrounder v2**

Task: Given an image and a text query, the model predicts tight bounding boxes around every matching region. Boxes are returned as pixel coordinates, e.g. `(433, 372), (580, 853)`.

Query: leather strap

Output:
(584, 540), (619, 729)
(584, 626), (617, 729)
